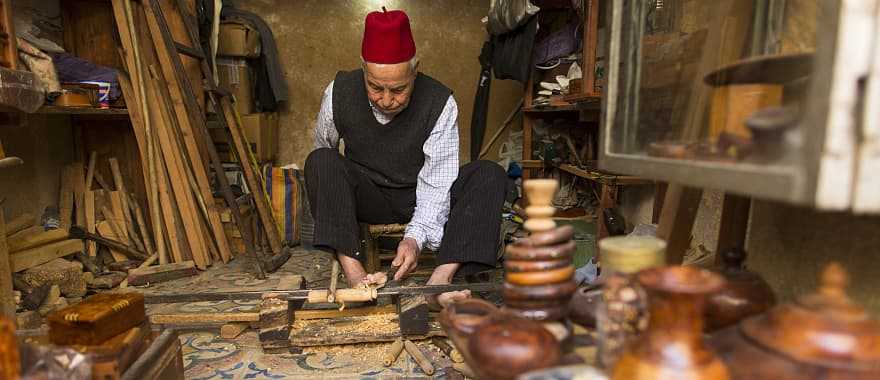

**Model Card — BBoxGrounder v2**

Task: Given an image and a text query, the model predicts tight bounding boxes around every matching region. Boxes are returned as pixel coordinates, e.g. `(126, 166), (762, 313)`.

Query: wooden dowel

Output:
(383, 338), (404, 367)
(404, 340), (434, 375)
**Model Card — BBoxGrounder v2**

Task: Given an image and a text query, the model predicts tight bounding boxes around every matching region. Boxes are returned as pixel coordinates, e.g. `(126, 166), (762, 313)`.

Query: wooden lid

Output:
(599, 236), (666, 274)
(740, 263), (880, 369)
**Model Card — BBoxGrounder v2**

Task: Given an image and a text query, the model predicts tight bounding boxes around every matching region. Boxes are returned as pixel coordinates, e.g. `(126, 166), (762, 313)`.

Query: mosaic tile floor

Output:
(179, 329), (457, 379)
(138, 248), (464, 379)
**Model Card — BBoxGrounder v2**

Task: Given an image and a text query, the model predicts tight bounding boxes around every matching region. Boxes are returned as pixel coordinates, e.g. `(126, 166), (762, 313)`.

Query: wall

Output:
(0, 114), (74, 220)
(232, 0), (524, 167)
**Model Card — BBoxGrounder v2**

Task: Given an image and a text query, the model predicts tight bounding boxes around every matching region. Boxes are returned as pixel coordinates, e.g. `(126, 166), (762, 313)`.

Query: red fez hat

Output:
(362, 8), (416, 64)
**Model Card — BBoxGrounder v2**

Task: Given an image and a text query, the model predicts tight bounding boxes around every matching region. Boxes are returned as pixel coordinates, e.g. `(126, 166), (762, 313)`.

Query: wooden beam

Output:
(8, 229), (68, 253)
(127, 260), (197, 285)
(84, 191), (96, 256)
(10, 239), (83, 272)
(4, 213), (34, 236)
(656, 184), (703, 264)
(150, 311), (259, 325)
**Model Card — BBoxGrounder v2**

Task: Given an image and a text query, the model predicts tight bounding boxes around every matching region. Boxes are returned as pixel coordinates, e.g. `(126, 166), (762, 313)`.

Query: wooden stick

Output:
(92, 171), (113, 192)
(327, 260), (340, 303)
(84, 191), (96, 256)
(383, 338), (404, 367)
(479, 99), (523, 158)
(85, 151), (97, 190)
(128, 193), (155, 259)
(404, 340), (434, 375)
(306, 288), (377, 304)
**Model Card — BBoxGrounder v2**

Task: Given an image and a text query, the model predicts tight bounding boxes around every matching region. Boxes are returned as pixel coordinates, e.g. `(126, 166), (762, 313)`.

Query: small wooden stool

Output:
(360, 223), (408, 273)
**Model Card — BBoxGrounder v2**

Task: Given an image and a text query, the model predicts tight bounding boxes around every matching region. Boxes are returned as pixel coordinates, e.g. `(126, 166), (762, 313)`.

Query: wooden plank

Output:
(0, 209), (14, 318)
(8, 229), (68, 253)
(10, 239), (84, 272)
(656, 184), (703, 264)
(127, 261), (197, 285)
(142, 2), (234, 262)
(85, 191), (97, 256)
(112, 2), (165, 267)
(150, 312), (260, 324)
(129, 193), (155, 260)
(146, 67), (210, 269)
(4, 213), (34, 236)
(108, 192), (130, 242)
(59, 166), (75, 229)
(71, 163), (86, 227)
(156, 162), (186, 263)
(295, 305), (396, 320)
(96, 220), (128, 262)
(109, 158), (142, 251)
(715, 194), (751, 265)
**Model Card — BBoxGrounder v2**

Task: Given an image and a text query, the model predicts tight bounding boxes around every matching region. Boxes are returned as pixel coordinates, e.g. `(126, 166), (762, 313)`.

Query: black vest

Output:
(332, 69), (452, 188)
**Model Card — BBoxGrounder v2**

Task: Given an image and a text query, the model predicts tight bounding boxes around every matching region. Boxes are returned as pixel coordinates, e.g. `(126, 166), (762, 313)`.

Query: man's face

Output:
(363, 61), (416, 117)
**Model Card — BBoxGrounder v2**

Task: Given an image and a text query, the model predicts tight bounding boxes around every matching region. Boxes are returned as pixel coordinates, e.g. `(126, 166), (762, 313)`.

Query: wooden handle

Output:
(506, 266), (574, 285)
(328, 260), (340, 303)
(383, 338), (404, 367)
(404, 340), (434, 375)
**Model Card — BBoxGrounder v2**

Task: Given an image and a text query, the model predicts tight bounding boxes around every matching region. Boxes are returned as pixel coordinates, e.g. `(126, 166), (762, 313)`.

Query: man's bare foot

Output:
(426, 263), (469, 310)
(435, 289), (472, 309)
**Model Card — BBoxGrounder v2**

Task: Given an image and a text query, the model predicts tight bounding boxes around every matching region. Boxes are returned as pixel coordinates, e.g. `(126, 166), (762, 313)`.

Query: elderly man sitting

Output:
(304, 8), (508, 307)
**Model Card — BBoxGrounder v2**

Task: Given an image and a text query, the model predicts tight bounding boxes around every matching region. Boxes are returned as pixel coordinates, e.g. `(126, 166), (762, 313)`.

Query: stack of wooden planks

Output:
(105, 0), (235, 270)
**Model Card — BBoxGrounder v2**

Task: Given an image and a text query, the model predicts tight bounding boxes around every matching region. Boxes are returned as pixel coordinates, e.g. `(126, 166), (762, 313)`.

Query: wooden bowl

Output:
(468, 317), (562, 380)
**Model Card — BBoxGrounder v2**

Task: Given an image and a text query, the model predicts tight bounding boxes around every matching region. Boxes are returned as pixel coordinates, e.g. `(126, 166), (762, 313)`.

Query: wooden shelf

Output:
(556, 163), (652, 186)
(37, 105), (130, 116)
(524, 103), (581, 113)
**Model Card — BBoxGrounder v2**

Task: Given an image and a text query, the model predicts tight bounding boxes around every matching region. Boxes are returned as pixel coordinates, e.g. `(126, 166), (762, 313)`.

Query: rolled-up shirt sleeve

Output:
(404, 95), (460, 251)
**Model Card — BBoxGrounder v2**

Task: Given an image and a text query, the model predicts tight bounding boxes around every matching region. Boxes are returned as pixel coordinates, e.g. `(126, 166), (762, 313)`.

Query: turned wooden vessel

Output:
(705, 248), (776, 332)
(0, 316), (21, 380)
(439, 298), (563, 380)
(612, 266), (729, 380)
(709, 263), (880, 380)
(469, 317), (562, 380)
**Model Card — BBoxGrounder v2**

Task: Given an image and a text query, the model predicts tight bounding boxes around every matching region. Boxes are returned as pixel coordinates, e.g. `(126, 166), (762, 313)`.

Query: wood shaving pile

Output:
(291, 313), (399, 336)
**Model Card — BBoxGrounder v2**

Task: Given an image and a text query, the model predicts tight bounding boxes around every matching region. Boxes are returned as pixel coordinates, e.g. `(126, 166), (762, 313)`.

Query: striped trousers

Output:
(304, 148), (508, 276)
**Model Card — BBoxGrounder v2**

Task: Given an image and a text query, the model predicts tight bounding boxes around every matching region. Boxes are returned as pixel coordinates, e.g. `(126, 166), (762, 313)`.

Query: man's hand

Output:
(392, 238), (419, 281)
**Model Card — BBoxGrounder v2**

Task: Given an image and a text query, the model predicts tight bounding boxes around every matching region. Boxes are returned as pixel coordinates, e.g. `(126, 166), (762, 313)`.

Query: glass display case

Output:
(600, 0), (880, 212)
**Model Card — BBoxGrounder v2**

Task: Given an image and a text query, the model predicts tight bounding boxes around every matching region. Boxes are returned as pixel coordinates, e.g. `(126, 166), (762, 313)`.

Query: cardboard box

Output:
(209, 112), (278, 162)
(218, 22), (260, 57)
(217, 58), (254, 116)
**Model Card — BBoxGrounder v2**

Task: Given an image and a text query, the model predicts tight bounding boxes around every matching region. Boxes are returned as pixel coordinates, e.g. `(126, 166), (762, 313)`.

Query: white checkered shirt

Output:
(314, 81), (460, 251)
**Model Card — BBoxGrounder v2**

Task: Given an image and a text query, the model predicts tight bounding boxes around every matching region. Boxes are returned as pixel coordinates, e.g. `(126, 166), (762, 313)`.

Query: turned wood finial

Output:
(523, 179), (558, 233)
(819, 262), (848, 299)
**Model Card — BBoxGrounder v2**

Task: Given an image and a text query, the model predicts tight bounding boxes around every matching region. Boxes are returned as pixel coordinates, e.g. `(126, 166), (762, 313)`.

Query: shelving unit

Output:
(37, 105), (130, 117)
(523, 0), (654, 245)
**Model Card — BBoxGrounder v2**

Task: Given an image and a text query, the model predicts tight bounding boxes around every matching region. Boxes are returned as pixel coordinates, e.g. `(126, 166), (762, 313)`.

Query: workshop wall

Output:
(0, 115), (75, 219)
(232, 0), (524, 167)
